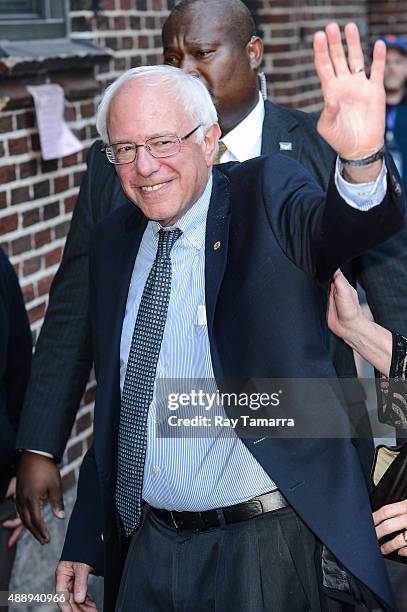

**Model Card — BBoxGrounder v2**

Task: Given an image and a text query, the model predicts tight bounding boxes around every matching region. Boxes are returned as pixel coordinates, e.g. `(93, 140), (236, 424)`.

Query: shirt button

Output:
(152, 466), (161, 475)
(154, 416), (160, 425)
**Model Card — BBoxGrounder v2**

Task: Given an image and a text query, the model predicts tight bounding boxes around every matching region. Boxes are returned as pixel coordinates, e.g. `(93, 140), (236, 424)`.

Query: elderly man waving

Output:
(56, 24), (403, 612)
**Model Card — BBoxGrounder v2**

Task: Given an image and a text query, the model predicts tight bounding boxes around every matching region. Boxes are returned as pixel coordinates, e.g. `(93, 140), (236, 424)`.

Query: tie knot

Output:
(158, 227), (182, 258)
(214, 141), (228, 165)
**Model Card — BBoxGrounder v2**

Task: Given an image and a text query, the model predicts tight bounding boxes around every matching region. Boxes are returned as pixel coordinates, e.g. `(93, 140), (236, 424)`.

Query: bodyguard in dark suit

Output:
(0, 248), (31, 592)
(16, 0), (404, 543)
(56, 26), (403, 611)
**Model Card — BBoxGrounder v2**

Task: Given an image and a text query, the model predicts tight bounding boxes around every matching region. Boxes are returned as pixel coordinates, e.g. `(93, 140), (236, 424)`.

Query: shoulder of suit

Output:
(264, 100), (319, 131)
(215, 153), (303, 182)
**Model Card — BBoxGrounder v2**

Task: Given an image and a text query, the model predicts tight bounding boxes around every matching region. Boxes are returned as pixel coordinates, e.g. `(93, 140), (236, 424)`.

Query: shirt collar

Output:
(221, 92), (264, 162)
(150, 174), (213, 251)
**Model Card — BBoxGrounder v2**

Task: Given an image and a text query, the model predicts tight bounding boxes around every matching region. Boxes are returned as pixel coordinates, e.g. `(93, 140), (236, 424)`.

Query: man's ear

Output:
(247, 36), (263, 70)
(204, 123), (222, 167)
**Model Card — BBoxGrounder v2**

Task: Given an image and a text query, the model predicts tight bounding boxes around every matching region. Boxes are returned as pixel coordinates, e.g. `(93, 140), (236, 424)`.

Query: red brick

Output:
(54, 175), (70, 193)
(0, 192), (6, 210)
(23, 256), (41, 276)
(33, 180), (50, 199)
(45, 246), (63, 267)
(41, 158), (58, 173)
(28, 302), (46, 324)
(76, 411), (92, 433)
(120, 0), (132, 9)
(0, 242), (9, 256)
(9, 137), (29, 156)
(114, 16), (127, 29)
(114, 57), (127, 71)
(43, 201), (60, 220)
(122, 37), (134, 49)
(12, 186), (30, 206)
(0, 166), (16, 183)
(138, 35), (149, 48)
(64, 107), (76, 122)
(37, 273), (54, 297)
(30, 134), (41, 152)
(0, 115), (12, 133)
(22, 283), (35, 302)
(11, 235), (31, 255)
(0, 213), (18, 235)
(55, 220), (71, 239)
(20, 160), (38, 179)
(83, 385), (96, 405)
(22, 208), (40, 227)
(62, 469), (76, 492)
(64, 195), (77, 213)
(34, 228), (51, 248)
(73, 171), (85, 187)
(16, 112), (35, 130)
(80, 102), (94, 119)
(67, 441), (83, 463)
(62, 153), (79, 168)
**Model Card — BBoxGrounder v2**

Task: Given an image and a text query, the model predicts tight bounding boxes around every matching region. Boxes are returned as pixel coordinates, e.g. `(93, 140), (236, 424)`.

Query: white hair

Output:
(96, 65), (218, 144)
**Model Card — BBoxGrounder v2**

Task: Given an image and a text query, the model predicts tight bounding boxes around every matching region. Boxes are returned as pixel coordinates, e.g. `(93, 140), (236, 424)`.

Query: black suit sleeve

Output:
(260, 153), (405, 283)
(16, 143), (115, 460)
(60, 446), (104, 574)
(0, 249), (32, 496)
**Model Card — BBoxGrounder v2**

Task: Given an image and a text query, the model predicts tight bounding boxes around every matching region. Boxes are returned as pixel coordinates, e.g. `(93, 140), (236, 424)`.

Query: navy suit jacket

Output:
(62, 154), (404, 611)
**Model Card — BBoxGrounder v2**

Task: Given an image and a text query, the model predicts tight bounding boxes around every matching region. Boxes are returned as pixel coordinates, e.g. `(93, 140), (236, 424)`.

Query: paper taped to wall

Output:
(26, 83), (83, 161)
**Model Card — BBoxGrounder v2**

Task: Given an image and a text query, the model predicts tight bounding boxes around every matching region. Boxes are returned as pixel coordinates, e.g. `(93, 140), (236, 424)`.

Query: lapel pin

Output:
(279, 142), (293, 151)
(213, 241), (221, 251)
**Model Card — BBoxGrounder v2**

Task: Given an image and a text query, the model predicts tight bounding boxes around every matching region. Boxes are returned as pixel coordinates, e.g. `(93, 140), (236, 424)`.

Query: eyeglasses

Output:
(102, 125), (202, 165)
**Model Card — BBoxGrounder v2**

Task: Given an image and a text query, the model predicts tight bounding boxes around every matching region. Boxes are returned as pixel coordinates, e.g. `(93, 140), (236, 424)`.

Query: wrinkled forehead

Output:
(163, 8), (236, 47)
(107, 82), (188, 138)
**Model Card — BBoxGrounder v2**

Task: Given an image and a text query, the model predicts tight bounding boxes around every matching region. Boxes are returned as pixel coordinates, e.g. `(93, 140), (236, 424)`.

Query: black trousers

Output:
(116, 504), (333, 612)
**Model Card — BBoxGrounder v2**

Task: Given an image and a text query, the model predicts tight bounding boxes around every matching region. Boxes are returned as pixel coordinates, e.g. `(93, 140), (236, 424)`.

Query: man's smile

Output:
(139, 180), (174, 193)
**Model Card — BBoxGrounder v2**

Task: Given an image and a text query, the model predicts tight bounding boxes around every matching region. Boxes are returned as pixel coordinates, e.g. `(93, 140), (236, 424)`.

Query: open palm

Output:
(314, 23), (386, 159)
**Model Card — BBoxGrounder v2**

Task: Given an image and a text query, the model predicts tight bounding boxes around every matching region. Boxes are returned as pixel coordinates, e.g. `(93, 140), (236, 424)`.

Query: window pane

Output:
(0, 0), (41, 17)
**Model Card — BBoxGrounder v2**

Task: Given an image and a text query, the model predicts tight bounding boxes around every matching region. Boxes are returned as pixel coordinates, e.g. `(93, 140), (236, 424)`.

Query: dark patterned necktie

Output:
(116, 227), (182, 536)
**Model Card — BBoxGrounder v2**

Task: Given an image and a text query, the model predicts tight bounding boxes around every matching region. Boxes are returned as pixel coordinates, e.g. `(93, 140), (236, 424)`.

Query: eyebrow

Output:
(109, 131), (179, 144)
(163, 39), (221, 51)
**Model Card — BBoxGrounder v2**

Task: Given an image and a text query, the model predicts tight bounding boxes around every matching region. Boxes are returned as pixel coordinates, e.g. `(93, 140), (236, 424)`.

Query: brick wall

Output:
(254, 0), (369, 111)
(0, 0), (405, 489)
(367, 0), (407, 40)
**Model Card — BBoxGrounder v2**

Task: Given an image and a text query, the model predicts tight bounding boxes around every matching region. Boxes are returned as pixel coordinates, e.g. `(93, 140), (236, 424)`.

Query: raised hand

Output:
(314, 22), (386, 160)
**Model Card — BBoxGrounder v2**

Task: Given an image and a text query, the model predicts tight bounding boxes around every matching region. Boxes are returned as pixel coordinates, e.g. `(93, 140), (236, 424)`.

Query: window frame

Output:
(0, 0), (68, 41)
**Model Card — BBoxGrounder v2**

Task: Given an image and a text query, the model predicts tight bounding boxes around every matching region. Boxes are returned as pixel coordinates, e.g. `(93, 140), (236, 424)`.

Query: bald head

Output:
(162, 0), (263, 135)
(169, 0), (257, 48)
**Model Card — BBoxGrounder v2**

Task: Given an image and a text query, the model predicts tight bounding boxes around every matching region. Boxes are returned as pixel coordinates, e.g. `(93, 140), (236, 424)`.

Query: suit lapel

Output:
(205, 169), (231, 376)
(108, 206), (148, 429)
(261, 100), (304, 162)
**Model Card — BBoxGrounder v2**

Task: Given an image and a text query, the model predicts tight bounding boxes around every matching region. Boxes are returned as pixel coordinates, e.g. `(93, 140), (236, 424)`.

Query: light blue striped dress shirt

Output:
(120, 164), (387, 511)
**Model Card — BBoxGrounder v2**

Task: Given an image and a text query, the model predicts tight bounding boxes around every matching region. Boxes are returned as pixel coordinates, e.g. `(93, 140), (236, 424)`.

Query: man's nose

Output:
(179, 55), (200, 78)
(133, 146), (161, 176)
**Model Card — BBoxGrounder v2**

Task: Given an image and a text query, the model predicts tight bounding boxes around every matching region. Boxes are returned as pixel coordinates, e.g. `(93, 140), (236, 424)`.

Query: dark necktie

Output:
(116, 227), (182, 536)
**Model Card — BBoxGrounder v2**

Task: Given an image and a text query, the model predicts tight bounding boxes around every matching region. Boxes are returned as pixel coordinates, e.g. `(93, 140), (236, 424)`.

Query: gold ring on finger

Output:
(352, 65), (365, 74)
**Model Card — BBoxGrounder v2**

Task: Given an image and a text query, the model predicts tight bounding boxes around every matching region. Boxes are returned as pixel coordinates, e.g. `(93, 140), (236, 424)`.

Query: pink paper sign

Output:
(27, 83), (83, 161)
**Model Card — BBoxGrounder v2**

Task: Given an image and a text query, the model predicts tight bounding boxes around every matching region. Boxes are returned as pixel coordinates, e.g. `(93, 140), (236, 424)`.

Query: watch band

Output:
(339, 144), (386, 167)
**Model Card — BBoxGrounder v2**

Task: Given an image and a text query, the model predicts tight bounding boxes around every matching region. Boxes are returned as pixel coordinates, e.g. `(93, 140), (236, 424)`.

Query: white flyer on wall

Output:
(26, 83), (83, 161)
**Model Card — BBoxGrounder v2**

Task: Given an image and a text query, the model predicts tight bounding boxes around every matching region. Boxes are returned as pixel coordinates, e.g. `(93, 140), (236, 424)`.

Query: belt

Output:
(149, 490), (288, 532)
